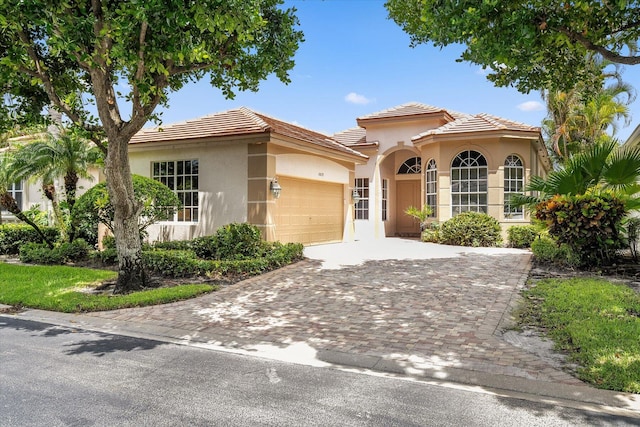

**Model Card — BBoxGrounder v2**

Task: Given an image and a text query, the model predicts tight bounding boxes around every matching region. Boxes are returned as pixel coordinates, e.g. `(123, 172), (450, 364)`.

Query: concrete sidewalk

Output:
(1, 238), (638, 417)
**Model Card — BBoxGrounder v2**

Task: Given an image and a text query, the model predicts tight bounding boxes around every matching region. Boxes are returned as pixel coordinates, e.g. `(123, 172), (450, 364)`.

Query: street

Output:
(0, 316), (637, 426)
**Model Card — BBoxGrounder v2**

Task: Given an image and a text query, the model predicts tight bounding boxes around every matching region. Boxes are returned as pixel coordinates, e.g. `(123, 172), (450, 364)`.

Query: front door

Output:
(396, 180), (421, 235)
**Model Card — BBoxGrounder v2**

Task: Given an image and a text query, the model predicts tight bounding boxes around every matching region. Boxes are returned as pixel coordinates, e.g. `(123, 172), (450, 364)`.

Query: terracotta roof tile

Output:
(129, 107), (366, 159)
(332, 127), (367, 146)
(412, 113), (540, 140)
(357, 102), (468, 122)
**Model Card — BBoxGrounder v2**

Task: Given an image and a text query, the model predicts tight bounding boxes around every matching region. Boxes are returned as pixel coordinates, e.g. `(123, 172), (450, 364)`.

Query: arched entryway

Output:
(395, 156), (422, 235)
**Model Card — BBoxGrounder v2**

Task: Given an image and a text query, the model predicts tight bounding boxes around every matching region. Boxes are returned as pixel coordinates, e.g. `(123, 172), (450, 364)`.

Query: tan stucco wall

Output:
(129, 140), (249, 242)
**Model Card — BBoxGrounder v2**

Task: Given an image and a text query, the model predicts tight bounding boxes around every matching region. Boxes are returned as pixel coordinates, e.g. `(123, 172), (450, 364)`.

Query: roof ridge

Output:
(238, 107), (270, 131)
(477, 112), (539, 130)
(475, 113), (507, 130)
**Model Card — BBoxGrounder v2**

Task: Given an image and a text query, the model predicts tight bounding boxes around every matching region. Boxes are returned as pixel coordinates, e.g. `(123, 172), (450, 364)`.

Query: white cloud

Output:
(517, 101), (545, 112)
(345, 92), (372, 105)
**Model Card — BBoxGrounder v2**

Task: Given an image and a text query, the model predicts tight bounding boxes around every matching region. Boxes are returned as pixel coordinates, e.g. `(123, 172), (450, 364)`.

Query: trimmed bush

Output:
(535, 193), (626, 267)
(192, 223), (263, 260)
(152, 240), (193, 251)
(19, 239), (91, 264)
(507, 225), (539, 248)
(0, 224), (59, 255)
(420, 222), (440, 243)
(191, 235), (218, 260)
(438, 212), (502, 247)
(531, 236), (579, 267)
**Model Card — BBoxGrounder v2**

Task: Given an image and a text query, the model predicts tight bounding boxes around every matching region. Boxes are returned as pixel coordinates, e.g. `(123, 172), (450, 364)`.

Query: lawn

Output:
(0, 263), (216, 313)
(519, 277), (640, 393)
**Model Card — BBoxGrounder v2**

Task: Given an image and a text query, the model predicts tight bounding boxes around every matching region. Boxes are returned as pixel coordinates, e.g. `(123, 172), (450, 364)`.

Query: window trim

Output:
(425, 159), (437, 218)
(0, 181), (23, 214)
(450, 150), (488, 216)
(381, 178), (388, 222)
(354, 178), (369, 220)
(503, 154), (525, 220)
(151, 159), (199, 223)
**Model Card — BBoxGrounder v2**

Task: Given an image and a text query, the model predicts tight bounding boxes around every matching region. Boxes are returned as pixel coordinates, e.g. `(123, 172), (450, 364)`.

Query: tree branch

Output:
(556, 26), (640, 65)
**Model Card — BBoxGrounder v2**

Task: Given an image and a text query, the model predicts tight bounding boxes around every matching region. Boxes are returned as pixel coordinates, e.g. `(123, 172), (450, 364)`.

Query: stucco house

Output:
(3, 102), (551, 246)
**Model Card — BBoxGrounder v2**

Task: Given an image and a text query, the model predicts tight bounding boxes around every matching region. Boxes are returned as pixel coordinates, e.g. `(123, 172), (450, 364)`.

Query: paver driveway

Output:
(82, 239), (584, 386)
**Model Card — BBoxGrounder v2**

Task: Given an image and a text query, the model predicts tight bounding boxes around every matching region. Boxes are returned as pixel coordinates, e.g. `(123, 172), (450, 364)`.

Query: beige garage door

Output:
(274, 176), (344, 245)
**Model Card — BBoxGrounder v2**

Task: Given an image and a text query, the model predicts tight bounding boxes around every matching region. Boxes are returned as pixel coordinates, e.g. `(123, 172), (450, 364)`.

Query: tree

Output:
(385, 1), (640, 92)
(0, 1), (303, 293)
(73, 175), (180, 242)
(10, 131), (103, 241)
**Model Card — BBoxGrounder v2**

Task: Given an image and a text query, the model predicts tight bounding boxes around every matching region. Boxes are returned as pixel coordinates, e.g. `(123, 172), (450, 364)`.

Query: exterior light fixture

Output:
(351, 189), (361, 204)
(270, 178), (282, 199)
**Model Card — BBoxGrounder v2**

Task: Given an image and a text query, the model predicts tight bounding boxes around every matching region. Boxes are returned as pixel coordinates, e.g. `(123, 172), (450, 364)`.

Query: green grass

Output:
(0, 263), (216, 313)
(519, 278), (640, 393)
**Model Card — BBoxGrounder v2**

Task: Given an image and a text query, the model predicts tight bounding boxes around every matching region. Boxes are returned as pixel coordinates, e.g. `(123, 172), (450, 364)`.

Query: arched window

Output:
(504, 155), (524, 219)
(451, 150), (487, 215)
(397, 157), (421, 174)
(425, 159), (437, 217)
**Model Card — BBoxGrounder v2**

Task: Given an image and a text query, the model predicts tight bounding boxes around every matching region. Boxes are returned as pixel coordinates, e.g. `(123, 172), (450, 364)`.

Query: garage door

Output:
(274, 176), (344, 245)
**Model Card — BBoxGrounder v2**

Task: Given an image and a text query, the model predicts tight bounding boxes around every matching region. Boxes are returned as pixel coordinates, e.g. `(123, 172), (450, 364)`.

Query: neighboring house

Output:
(624, 124), (640, 148)
(128, 107), (368, 245)
(333, 103), (551, 239)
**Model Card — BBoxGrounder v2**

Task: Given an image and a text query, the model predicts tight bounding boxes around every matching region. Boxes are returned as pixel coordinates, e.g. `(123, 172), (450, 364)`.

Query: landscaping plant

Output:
(438, 212), (502, 247)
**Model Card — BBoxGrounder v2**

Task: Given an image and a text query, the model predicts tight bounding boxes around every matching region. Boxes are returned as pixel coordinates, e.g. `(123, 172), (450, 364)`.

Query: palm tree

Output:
(10, 130), (103, 241)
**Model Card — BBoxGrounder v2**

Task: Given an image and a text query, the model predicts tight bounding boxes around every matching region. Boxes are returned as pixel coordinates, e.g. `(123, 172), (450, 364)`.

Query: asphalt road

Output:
(0, 316), (636, 426)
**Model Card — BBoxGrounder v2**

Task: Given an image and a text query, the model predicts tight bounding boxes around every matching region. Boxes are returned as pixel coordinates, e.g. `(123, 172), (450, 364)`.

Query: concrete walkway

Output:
(3, 238), (639, 415)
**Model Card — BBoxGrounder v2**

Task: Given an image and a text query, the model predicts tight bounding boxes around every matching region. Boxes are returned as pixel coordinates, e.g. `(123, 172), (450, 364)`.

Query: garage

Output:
(274, 176), (344, 245)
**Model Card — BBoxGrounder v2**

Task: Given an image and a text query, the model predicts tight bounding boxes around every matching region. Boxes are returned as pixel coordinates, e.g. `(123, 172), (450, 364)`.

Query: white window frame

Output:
(451, 150), (488, 215)
(1, 181), (23, 214)
(152, 159), (199, 223)
(381, 179), (388, 221)
(355, 178), (369, 220)
(504, 155), (524, 219)
(425, 159), (437, 218)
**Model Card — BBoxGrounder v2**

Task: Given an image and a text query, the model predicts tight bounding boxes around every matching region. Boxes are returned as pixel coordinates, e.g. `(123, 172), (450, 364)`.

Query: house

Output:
(624, 124), (640, 148)
(3, 102), (551, 245)
(334, 103), (551, 239)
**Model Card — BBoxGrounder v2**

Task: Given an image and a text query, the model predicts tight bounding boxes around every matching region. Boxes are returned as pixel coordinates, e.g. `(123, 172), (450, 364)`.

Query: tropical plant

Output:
(438, 212), (502, 247)
(9, 131), (103, 241)
(404, 204), (433, 231)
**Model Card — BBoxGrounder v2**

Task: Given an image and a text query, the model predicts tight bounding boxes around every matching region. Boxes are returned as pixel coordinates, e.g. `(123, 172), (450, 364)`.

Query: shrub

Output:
(0, 224), (60, 255)
(535, 193), (626, 267)
(152, 240), (193, 251)
(507, 225), (539, 248)
(420, 222), (440, 243)
(192, 223), (263, 260)
(531, 236), (579, 267)
(627, 217), (640, 260)
(438, 212), (502, 247)
(92, 247), (118, 265)
(19, 239), (90, 264)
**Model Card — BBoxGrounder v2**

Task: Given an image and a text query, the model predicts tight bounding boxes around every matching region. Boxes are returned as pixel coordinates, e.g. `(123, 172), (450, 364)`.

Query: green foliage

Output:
(530, 236), (580, 267)
(0, 263), (214, 313)
(438, 212), (502, 247)
(143, 241), (304, 278)
(0, 223), (59, 255)
(19, 239), (91, 264)
(519, 278), (640, 393)
(404, 205), (433, 230)
(420, 222), (440, 243)
(627, 217), (640, 260)
(507, 225), (539, 249)
(192, 223), (263, 260)
(73, 175), (180, 236)
(535, 193), (627, 266)
(152, 240), (193, 251)
(385, 1), (639, 93)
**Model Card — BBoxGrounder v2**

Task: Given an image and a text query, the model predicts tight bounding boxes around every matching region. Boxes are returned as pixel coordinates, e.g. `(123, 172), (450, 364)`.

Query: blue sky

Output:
(155, 0), (640, 142)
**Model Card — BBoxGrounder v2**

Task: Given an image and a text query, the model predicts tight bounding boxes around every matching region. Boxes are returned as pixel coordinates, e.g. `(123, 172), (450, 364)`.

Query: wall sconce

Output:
(351, 189), (361, 204)
(270, 178), (282, 199)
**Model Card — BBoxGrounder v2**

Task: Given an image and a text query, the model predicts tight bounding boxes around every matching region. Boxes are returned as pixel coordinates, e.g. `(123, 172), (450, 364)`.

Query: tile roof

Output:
(129, 107), (367, 159)
(412, 112), (540, 140)
(357, 102), (468, 122)
(332, 127), (368, 146)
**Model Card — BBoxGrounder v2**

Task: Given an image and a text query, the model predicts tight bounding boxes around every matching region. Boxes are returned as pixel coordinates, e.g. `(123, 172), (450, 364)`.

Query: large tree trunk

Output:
(103, 134), (146, 294)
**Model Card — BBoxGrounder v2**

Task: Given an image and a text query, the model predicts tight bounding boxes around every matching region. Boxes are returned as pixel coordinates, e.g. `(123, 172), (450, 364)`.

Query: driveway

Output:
(52, 238), (584, 387)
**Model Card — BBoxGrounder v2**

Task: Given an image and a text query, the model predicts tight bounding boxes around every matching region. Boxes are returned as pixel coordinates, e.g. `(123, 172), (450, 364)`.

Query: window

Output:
(398, 157), (421, 174)
(451, 150), (488, 215)
(355, 178), (369, 220)
(1, 181), (23, 213)
(152, 160), (199, 222)
(504, 155), (524, 219)
(425, 159), (437, 218)
(381, 179), (388, 221)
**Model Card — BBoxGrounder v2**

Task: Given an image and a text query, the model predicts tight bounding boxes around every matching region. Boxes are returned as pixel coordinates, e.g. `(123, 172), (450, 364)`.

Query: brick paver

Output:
(82, 250), (584, 386)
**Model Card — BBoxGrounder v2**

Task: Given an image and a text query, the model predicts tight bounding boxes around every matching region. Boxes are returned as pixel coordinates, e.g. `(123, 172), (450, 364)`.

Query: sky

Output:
(154, 0), (640, 142)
